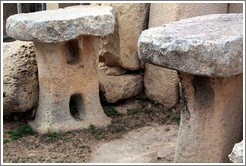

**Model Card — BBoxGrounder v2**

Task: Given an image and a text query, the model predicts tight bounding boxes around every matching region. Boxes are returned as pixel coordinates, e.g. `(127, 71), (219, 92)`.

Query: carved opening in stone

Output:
(99, 56), (106, 63)
(65, 39), (80, 65)
(69, 94), (85, 120)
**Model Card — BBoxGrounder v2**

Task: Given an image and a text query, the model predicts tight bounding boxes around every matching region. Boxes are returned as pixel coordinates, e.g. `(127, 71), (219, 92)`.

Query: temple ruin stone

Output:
(138, 14), (243, 162)
(6, 6), (116, 134)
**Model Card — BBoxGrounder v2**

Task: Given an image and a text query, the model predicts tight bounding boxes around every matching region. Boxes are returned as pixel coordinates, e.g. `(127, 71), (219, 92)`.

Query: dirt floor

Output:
(2, 94), (181, 163)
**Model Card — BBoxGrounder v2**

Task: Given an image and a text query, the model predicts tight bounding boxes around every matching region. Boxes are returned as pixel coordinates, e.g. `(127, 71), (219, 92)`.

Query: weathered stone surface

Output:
(144, 3), (227, 108)
(138, 14), (243, 77)
(103, 65), (127, 76)
(99, 65), (143, 103)
(228, 140), (243, 163)
(228, 3), (243, 13)
(138, 13), (243, 163)
(90, 124), (179, 163)
(28, 36), (111, 134)
(149, 3), (227, 26)
(144, 63), (179, 108)
(3, 3), (34, 36)
(95, 3), (149, 70)
(175, 73), (243, 162)
(3, 41), (39, 115)
(6, 6), (115, 43)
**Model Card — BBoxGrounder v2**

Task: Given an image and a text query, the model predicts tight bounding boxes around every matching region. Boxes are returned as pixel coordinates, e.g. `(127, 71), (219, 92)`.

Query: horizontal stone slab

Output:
(6, 6), (115, 43)
(138, 14), (243, 77)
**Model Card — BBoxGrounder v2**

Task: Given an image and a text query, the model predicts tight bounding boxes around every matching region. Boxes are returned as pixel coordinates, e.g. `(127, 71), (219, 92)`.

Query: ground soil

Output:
(2, 94), (181, 163)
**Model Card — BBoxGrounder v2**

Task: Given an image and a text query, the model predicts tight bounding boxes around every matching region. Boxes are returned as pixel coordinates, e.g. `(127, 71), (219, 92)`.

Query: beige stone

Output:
(99, 65), (143, 103)
(95, 3), (149, 70)
(6, 6), (116, 134)
(144, 63), (179, 108)
(138, 14), (243, 162)
(149, 3), (228, 26)
(3, 41), (38, 116)
(46, 3), (80, 10)
(144, 3), (228, 108)
(105, 66), (127, 76)
(228, 3), (243, 13)
(175, 74), (243, 162)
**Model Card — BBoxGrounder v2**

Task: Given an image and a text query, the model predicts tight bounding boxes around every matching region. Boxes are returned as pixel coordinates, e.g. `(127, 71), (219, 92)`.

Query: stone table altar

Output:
(6, 6), (116, 134)
(138, 14), (243, 162)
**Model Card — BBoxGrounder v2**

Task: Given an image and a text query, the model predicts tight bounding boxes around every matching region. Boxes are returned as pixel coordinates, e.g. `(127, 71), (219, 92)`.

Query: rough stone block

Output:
(144, 63), (179, 108)
(3, 3), (34, 36)
(99, 64), (143, 103)
(139, 14), (243, 77)
(6, 6), (115, 43)
(3, 41), (38, 116)
(149, 3), (227, 26)
(95, 3), (149, 70)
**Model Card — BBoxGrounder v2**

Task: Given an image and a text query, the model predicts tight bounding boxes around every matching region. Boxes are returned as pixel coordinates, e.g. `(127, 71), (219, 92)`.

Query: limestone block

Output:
(144, 63), (178, 108)
(149, 3), (227, 26)
(99, 65), (143, 103)
(228, 3), (243, 13)
(138, 14), (243, 162)
(228, 140), (243, 163)
(6, 6), (115, 43)
(175, 73), (243, 162)
(95, 3), (149, 70)
(6, 6), (116, 134)
(105, 66), (126, 76)
(139, 14), (243, 77)
(3, 41), (39, 116)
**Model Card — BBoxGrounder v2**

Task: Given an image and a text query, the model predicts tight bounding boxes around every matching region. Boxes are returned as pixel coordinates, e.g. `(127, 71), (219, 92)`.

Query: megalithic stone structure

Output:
(6, 6), (116, 134)
(138, 14), (243, 162)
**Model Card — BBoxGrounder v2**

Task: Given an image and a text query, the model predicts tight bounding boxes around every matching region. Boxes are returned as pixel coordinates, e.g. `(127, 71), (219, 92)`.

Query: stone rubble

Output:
(228, 140), (243, 163)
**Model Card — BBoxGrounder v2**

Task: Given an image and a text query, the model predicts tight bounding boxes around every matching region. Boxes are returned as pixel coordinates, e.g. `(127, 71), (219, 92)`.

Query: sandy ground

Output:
(3, 96), (181, 163)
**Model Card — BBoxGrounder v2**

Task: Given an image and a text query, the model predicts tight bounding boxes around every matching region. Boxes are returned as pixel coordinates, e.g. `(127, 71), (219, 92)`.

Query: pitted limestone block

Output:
(139, 14), (243, 78)
(3, 41), (38, 116)
(6, 6), (115, 43)
(94, 3), (150, 70)
(6, 6), (116, 134)
(99, 64), (143, 103)
(138, 14), (243, 162)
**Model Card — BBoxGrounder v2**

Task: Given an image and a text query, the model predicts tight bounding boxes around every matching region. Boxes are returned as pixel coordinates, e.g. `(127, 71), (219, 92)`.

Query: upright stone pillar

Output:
(6, 6), (115, 134)
(138, 14), (243, 162)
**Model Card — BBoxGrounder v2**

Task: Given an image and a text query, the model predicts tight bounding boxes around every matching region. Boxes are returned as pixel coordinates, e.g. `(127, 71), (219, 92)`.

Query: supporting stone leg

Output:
(29, 36), (111, 134)
(174, 73), (243, 163)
